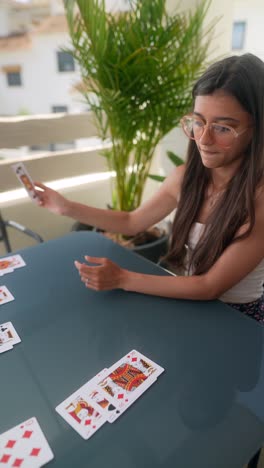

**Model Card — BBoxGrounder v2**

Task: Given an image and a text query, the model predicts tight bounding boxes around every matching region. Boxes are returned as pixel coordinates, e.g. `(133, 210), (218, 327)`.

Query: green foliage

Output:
(64, 0), (216, 211)
(166, 150), (184, 167)
(148, 150), (184, 182)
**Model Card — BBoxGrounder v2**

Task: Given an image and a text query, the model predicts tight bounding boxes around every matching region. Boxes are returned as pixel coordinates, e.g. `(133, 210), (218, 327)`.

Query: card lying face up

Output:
(71, 351), (164, 424)
(0, 286), (14, 306)
(56, 390), (107, 440)
(0, 322), (21, 353)
(0, 417), (54, 467)
(55, 369), (109, 439)
(56, 351), (164, 436)
(0, 255), (26, 277)
(93, 349), (164, 412)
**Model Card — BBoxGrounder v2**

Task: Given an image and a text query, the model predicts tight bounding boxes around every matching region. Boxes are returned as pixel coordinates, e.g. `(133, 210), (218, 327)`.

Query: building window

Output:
(57, 51), (75, 72)
(52, 105), (68, 113)
(7, 71), (22, 86)
(232, 21), (246, 50)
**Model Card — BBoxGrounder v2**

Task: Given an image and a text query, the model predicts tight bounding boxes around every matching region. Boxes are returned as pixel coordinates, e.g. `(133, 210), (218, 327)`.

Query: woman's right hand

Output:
(34, 181), (70, 216)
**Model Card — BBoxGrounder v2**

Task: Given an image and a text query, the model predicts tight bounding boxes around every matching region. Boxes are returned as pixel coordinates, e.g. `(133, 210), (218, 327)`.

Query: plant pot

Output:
(71, 222), (170, 264)
(132, 232), (169, 263)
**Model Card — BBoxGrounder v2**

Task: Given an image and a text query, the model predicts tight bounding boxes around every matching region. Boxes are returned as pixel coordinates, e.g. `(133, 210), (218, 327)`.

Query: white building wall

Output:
(50, 0), (64, 15)
(167, 0), (233, 60)
(0, 0), (131, 117)
(0, 32), (83, 116)
(8, 4), (50, 34)
(0, 3), (10, 37)
(233, 0), (264, 61)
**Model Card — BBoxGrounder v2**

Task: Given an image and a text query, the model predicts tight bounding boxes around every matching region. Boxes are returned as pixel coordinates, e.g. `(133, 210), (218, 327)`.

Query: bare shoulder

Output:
(163, 163), (186, 200)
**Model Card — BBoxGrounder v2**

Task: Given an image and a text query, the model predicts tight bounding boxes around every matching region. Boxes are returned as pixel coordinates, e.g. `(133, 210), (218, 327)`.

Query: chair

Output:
(0, 210), (44, 253)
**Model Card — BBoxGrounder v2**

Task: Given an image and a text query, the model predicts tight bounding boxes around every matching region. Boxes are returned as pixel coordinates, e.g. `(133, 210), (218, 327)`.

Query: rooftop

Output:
(33, 14), (68, 34)
(0, 32), (31, 51)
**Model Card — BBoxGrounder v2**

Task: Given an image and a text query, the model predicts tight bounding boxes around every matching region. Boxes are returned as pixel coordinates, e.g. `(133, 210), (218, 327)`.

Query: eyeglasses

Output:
(180, 114), (250, 147)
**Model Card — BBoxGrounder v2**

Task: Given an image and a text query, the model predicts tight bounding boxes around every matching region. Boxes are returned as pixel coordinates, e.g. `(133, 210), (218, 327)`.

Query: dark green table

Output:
(0, 231), (264, 468)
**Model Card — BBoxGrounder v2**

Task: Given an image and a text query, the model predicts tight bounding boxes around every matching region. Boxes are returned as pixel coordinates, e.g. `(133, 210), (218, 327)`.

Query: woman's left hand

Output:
(74, 256), (126, 291)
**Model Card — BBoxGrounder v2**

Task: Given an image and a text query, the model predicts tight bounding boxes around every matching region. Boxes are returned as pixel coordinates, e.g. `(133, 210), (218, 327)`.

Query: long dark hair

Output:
(164, 53), (264, 275)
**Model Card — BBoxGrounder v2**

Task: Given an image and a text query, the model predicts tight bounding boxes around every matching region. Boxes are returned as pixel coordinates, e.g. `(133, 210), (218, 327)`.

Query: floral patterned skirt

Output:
(226, 294), (264, 323)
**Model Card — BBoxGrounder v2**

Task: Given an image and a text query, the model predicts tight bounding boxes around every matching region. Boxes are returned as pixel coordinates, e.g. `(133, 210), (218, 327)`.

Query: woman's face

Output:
(193, 90), (253, 170)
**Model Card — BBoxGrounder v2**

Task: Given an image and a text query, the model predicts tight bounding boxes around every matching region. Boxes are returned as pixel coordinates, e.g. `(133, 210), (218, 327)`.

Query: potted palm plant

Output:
(64, 0), (216, 262)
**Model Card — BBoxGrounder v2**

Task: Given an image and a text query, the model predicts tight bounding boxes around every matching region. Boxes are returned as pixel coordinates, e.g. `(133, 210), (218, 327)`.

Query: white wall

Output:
(0, 32), (83, 116)
(233, 0), (264, 61)
(105, 0), (130, 11)
(166, 0), (233, 59)
(9, 5), (50, 34)
(0, 2), (10, 37)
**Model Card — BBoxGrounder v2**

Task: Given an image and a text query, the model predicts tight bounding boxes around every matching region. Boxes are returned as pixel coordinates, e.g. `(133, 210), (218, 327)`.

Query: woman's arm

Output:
(35, 165), (185, 236)
(75, 192), (264, 301)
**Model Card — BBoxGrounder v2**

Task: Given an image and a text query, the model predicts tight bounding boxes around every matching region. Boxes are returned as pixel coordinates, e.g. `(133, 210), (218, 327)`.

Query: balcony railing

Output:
(0, 111), (115, 253)
(0, 111), (112, 195)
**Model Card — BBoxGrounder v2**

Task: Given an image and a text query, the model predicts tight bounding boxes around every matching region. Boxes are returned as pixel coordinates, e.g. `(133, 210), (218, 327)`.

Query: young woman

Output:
(35, 53), (264, 322)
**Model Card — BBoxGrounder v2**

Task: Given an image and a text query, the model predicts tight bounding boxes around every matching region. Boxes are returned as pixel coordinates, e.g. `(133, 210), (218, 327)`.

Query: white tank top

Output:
(187, 222), (264, 303)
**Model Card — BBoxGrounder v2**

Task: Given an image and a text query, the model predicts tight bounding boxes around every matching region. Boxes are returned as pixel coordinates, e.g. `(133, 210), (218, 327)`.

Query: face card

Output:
(0, 417), (54, 467)
(0, 258), (14, 276)
(55, 368), (108, 439)
(11, 162), (39, 202)
(94, 350), (164, 410)
(0, 255), (26, 273)
(83, 375), (157, 423)
(0, 322), (21, 346)
(0, 286), (14, 305)
(56, 392), (106, 440)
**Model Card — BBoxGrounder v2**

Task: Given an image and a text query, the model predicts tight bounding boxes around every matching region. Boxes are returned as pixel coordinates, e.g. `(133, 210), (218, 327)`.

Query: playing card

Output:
(0, 286), (14, 305)
(0, 255), (26, 277)
(0, 322), (21, 347)
(0, 255), (26, 272)
(83, 375), (157, 423)
(0, 269), (13, 277)
(56, 391), (107, 440)
(0, 343), (13, 354)
(94, 350), (164, 411)
(12, 162), (39, 202)
(0, 265), (13, 277)
(55, 368), (108, 439)
(0, 417), (54, 467)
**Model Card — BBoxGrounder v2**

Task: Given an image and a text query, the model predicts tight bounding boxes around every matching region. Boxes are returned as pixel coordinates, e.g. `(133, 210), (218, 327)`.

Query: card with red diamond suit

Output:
(0, 322), (21, 354)
(93, 349), (164, 412)
(0, 286), (14, 306)
(0, 255), (26, 276)
(83, 370), (158, 423)
(55, 387), (107, 440)
(0, 417), (54, 467)
(55, 368), (109, 439)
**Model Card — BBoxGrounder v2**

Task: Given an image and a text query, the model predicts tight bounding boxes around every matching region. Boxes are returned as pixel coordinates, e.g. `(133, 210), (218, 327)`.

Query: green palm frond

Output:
(167, 151), (184, 167)
(64, 0), (218, 211)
